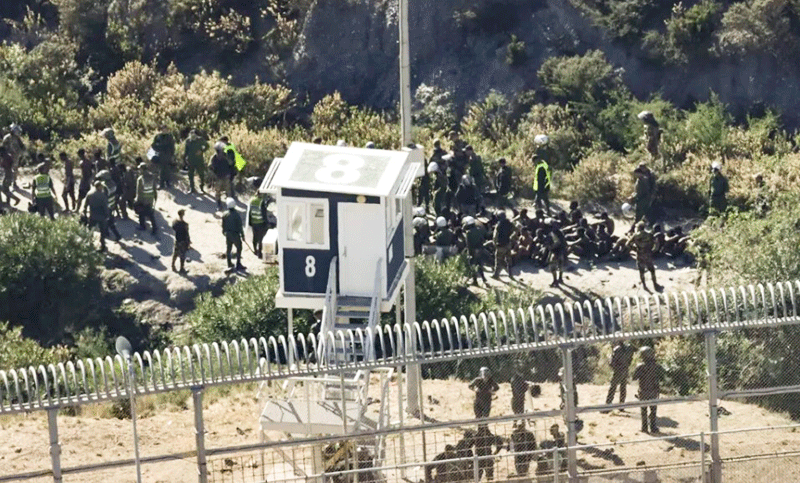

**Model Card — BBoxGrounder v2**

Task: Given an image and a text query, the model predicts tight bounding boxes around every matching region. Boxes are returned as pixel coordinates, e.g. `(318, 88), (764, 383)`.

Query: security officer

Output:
(464, 216), (488, 285)
(103, 128), (122, 165)
(135, 163), (158, 235)
(495, 158), (512, 207)
(31, 164), (56, 219)
(209, 141), (231, 210)
(630, 221), (662, 292)
(183, 128), (209, 194)
(606, 341), (635, 406)
(84, 181), (110, 252)
(151, 125), (176, 188)
(533, 134), (551, 214)
(2, 123), (25, 190)
(632, 346), (666, 433)
(222, 198), (245, 271)
(510, 421), (537, 477)
(96, 170), (121, 241)
(708, 161), (729, 215)
(247, 191), (269, 258)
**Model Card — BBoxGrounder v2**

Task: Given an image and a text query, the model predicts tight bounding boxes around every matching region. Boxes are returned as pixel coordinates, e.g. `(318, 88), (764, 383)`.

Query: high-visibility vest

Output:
(533, 161), (551, 191)
(105, 181), (117, 210)
(34, 174), (51, 198)
(141, 179), (155, 204)
(249, 197), (264, 225)
(225, 144), (247, 171)
(108, 141), (121, 162)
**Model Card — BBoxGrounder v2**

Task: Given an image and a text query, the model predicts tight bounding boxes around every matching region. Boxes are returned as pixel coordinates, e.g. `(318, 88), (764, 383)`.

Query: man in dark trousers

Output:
(605, 341), (635, 408)
(210, 141), (231, 210)
(31, 163), (56, 219)
(492, 211), (513, 278)
(510, 359), (541, 416)
(633, 346), (666, 434)
(222, 197), (245, 271)
(630, 221), (662, 292)
(171, 209), (190, 273)
(59, 152), (76, 212)
(151, 125), (176, 188)
(135, 163), (158, 235)
(247, 191), (269, 258)
(533, 153), (551, 214)
(76, 148), (94, 211)
(510, 421), (537, 477)
(84, 181), (109, 252)
(471, 424), (506, 481)
(468, 367), (499, 419)
(494, 158), (512, 207)
(708, 161), (729, 215)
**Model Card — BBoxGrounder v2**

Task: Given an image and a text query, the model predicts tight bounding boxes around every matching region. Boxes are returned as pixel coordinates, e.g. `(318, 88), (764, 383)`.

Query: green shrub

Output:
(311, 92), (399, 149)
(0, 214), (103, 343)
(657, 336), (706, 396)
(716, 0), (800, 57)
(414, 256), (479, 324)
(643, 0), (721, 64)
(562, 150), (623, 204)
(505, 34), (527, 66)
(537, 50), (616, 108)
(189, 267), (311, 343)
(413, 84), (457, 132)
(0, 322), (71, 369)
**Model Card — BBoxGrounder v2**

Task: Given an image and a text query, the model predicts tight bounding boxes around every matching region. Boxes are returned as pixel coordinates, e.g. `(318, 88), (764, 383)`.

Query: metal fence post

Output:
(553, 448), (560, 483)
(192, 386), (208, 483)
(705, 331), (721, 483)
(701, 432), (707, 483)
(47, 409), (62, 483)
(561, 347), (578, 481)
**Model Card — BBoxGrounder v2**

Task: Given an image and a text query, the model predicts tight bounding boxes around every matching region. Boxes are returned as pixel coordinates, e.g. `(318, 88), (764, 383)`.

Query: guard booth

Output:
(260, 142), (422, 313)
(258, 142), (422, 480)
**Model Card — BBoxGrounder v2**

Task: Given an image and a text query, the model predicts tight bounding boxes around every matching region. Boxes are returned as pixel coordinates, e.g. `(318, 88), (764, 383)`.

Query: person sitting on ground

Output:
(662, 227), (691, 258)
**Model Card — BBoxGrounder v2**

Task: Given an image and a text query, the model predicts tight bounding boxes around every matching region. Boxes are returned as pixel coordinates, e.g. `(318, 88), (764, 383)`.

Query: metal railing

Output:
(3, 280), (800, 482)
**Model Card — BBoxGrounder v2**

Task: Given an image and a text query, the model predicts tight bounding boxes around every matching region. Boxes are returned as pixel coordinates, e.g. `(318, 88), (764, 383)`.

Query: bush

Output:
(311, 92), (398, 149)
(537, 50), (616, 108)
(716, 0), (800, 57)
(412, 84), (457, 133)
(643, 0), (721, 65)
(561, 150), (624, 204)
(505, 34), (526, 66)
(190, 267), (312, 343)
(0, 322), (71, 369)
(0, 214), (103, 343)
(414, 256), (479, 324)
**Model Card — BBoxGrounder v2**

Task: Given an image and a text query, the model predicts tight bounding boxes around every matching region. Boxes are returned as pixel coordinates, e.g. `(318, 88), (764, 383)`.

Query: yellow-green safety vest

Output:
(249, 197), (264, 225)
(224, 144), (247, 171)
(34, 174), (51, 198)
(105, 181), (117, 210)
(533, 161), (551, 191)
(141, 181), (155, 204)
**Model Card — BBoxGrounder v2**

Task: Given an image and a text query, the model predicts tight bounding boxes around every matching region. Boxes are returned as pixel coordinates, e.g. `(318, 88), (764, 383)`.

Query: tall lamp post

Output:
(116, 336), (143, 483)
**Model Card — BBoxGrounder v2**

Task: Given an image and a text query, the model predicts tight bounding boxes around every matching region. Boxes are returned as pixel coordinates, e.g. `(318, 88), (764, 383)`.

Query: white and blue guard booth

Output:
(260, 142), (422, 312)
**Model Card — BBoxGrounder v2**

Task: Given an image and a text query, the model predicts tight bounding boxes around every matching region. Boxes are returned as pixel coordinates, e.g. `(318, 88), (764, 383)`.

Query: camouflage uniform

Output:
(632, 348), (666, 433)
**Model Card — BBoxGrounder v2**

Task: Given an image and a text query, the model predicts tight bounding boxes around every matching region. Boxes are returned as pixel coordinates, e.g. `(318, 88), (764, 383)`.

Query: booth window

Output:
(283, 198), (329, 249)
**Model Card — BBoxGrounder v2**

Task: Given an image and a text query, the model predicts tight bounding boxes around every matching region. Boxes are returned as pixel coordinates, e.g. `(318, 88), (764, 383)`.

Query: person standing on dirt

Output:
(59, 152), (76, 212)
(511, 360), (541, 416)
(638, 111), (661, 166)
(76, 149), (94, 211)
(629, 163), (656, 230)
(0, 146), (20, 207)
(135, 163), (158, 235)
(247, 191), (269, 259)
(151, 125), (176, 189)
(632, 346), (666, 434)
(465, 145), (486, 193)
(184, 128), (208, 194)
(533, 134), (552, 214)
(708, 161), (729, 215)
(95, 169), (122, 241)
(492, 211), (514, 279)
(2, 123), (25, 191)
(630, 221), (662, 292)
(103, 128), (122, 165)
(464, 216), (488, 285)
(222, 197), (246, 271)
(510, 421), (537, 477)
(545, 227), (567, 287)
(84, 181), (110, 252)
(210, 141), (231, 210)
(495, 158), (512, 207)
(32, 163), (56, 219)
(171, 209), (190, 273)
(469, 367), (499, 419)
(471, 424), (506, 482)
(605, 341), (635, 407)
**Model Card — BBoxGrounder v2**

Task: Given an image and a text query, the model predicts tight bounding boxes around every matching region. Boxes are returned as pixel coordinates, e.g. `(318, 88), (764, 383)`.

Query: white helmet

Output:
(534, 134), (549, 145)
(214, 141), (227, 152)
(336, 139), (347, 147)
(436, 216), (447, 228)
(226, 198), (236, 209)
(101, 127), (115, 138)
(364, 141), (376, 149)
(711, 161), (722, 171)
(413, 206), (426, 217)
(461, 174), (471, 185)
(413, 217), (427, 228)
(427, 161), (439, 173)
(621, 202), (634, 218)
(463, 216), (476, 226)
(9, 123), (21, 135)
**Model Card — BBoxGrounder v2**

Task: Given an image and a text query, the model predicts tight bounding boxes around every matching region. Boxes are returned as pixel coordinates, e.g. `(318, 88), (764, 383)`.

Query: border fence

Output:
(3, 280), (800, 482)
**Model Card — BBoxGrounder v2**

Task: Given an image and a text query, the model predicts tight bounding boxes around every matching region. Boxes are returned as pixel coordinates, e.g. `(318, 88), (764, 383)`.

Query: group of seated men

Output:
(412, 198), (692, 287)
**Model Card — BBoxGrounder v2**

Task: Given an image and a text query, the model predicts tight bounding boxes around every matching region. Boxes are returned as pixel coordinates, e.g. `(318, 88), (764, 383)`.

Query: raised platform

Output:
(260, 399), (377, 435)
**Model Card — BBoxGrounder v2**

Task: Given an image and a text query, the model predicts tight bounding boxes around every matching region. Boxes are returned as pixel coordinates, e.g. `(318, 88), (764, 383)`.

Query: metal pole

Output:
(705, 331), (721, 483)
(193, 387), (208, 483)
(561, 347), (578, 482)
(288, 308), (294, 366)
(405, 265), (421, 416)
(398, 0), (412, 146)
(47, 409), (62, 483)
(553, 448), (560, 483)
(127, 357), (143, 483)
(701, 432), (707, 483)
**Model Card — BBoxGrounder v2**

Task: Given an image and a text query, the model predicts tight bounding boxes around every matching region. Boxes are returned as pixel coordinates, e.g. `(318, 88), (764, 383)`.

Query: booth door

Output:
(338, 203), (384, 297)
